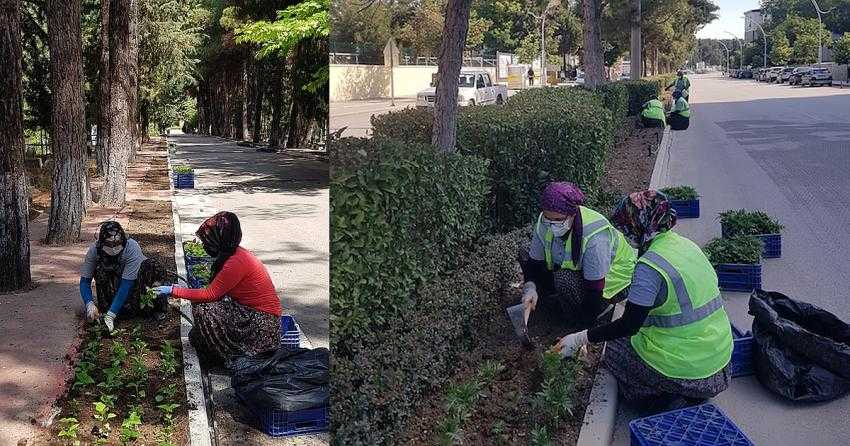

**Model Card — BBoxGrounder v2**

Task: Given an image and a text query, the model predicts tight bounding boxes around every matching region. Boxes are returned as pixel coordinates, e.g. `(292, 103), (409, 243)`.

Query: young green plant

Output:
(532, 350), (578, 431)
(702, 236), (763, 265)
(160, 340), (178, 375)
(719, 209), (784, 236)
(183, 240), (208, 258)
(57, 417), (80, 445)
(172, 165), (193, 174)
(659, 185), (699, 201)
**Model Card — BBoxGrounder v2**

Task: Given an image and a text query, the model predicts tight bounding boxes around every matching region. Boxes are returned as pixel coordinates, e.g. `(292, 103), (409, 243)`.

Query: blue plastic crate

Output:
(670, 199), (700, 218)
(755, 233), (781, 259)
(173, 172), (194, 189)
(715, 263), (761, 292)
(731, 323), (754, 378)
(280, 314), (301, 347)
(630, 403), (754, 446)
(186, 274), (207, 289)
(238, 394), (329, 437)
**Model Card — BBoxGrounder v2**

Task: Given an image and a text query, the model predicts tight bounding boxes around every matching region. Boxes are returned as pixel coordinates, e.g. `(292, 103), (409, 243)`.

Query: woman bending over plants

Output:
(153, 211), (282, 368)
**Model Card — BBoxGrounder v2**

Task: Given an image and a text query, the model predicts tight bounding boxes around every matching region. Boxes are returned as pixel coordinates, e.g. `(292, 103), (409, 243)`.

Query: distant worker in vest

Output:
(640, 99), (666, 128)
(667, 69), (691, 99)
(552, 190), (733, 412)
(519, 182), (637, 330)
(527, 67), (535, 86)
(668, 90), (690, 130)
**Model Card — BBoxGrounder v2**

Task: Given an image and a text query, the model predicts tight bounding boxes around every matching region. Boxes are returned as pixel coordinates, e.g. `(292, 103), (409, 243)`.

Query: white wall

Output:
(331, 64), (499, 102)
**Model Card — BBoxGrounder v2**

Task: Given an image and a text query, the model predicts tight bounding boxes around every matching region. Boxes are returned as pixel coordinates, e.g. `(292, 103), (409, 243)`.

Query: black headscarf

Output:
(195, 211), (242, 280)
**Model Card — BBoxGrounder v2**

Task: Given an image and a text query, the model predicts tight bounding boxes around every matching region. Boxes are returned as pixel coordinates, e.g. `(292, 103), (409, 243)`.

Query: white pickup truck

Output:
(416, 70), (508, 108)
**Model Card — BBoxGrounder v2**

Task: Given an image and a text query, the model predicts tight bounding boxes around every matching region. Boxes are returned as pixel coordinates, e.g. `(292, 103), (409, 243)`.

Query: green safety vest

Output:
(641, 99), (666, 124)
(535, 206), (636, 299)
(675, 76), (691, 92)
(671, 97), (690, 118)
(630, 231), (733, 380)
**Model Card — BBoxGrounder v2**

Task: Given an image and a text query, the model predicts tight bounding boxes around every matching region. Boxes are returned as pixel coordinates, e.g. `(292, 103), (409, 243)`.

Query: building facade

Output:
(744, 9), (764, 43)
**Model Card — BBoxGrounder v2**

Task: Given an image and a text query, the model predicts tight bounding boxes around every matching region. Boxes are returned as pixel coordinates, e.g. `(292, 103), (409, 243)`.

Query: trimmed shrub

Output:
(331, 229), (528, 445)
(719, 209), (784, 236)
(703, 235), (763, 265)
(619, 79), (662, 116)
(370, 107), (433, 143)
(330, 137), (490, 351)
(594, 82), (629, 128)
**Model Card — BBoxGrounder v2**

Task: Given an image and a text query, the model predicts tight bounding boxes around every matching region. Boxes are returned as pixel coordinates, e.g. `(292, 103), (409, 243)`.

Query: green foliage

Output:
(619, 80), (662, 116)
(771, 30), (792, 66)
(834, 33), (850, 64)
(659, 185), (699, 201)
(703, 236), (764, 265)
(119, 408), (142, 444)
(140, 287), (158, 310)
(719, 209), (784, 236)
(172, 165), (193, 174)
(183, 240), (208, 257)
(593, 82), (629, 128)
(370, 107), (433, 144)
(585, 188), (625, 219)
(530, 424), (552, 446)
(331, 229), (528, 444)
(57, 417), (80, 445)
(532, 351), (577, 430)
(330, 137), (490, 351)
(160, 340), (178, 375)
(190, 263), (212, 282)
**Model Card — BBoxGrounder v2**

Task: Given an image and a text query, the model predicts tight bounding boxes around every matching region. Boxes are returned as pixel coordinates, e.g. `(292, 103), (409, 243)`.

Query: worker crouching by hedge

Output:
(552, 190), (733, 412)
(155, 211), (282, 368)
(640, 99), (666, 129)
(519, 182), (637, 330)
(668, 90), (690, 130)
(79, 221), (172, 333)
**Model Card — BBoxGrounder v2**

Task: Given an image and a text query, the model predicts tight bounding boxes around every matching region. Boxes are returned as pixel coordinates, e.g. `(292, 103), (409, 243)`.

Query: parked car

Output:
(416, 70), (508, 108)
(739, 68), (754, 79)
(576, 69), (585, 85)
(801, 67), (833, 86)
(765, 67), (783, 82)
(788, 67), (812, 85)
(777, 67), (796, 83)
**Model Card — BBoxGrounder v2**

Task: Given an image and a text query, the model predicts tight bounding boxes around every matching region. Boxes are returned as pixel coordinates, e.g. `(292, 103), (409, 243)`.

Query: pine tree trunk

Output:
(268, 62), (285, 148)
(95, 0), (109, 175)
(128, 0), (139, 161)
(431, 0), (472, 153)
(581, 0), (605, 88)
(45, 0), (88, 244)
(0, 0), (32, 291)
(252, 62), (264, 144)
(101, 0), (134, 208)
(242, 60), (249, 141)
(629, 0), (641, 80)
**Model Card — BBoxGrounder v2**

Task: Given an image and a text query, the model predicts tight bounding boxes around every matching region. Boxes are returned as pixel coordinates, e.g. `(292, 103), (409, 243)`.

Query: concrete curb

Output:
(166, 136), (213, 446)
(577, 125), (672, 446)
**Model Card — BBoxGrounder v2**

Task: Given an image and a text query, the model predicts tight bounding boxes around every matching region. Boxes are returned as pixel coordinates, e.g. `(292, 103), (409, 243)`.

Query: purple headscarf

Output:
(541, 182), (585, 216)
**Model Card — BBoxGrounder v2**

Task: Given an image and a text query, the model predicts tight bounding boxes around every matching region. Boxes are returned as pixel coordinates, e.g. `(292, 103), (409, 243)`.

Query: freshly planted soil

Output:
(400, 123), (661, 445)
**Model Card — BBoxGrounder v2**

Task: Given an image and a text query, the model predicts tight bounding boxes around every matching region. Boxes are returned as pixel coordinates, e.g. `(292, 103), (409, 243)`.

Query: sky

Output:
(696, 0), (762, 39)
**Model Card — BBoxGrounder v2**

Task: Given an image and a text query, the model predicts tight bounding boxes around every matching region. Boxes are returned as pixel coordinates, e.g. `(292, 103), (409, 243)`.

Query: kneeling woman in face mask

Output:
(552, 190), (733, 411)
(79, 221), (172, 332)
(154, 211), (281, 367)
(519, 182), (637, 328)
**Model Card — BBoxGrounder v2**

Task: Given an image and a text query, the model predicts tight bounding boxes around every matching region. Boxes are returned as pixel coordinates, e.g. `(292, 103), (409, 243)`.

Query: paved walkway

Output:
(612, 74), (850, 445)
(167, 132), (329, 445)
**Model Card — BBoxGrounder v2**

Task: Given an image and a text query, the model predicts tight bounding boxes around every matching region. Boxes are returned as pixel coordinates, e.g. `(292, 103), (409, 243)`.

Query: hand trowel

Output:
(506, 303), (534, 348)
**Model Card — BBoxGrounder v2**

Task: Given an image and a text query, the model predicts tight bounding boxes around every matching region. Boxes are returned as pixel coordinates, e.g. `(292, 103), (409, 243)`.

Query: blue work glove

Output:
(154, 285), (173, 297)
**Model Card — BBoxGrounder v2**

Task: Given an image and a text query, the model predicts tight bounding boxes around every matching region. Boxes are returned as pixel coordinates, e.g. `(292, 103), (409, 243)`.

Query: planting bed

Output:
(400, 123), (662, 445)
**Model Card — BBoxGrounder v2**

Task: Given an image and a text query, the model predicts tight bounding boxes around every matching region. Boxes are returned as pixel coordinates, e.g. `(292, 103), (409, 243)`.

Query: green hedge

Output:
(594, 82), (629, 128)
(331, 229), (528, 445)
(330, 137), (490, 350)
(619, 79), (662, 116)
(370, 87), (615, 231)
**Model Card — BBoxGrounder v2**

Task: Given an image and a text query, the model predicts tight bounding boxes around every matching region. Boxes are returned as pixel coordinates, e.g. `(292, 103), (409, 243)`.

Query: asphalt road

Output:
(612, 74), (850, 445)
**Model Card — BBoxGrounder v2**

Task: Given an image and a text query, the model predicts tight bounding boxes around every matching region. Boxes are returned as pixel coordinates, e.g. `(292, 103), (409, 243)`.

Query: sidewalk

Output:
(167, 131), (329, 445)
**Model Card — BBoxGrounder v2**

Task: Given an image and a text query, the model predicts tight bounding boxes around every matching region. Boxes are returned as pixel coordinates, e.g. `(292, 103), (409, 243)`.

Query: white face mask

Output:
(102, 245), (124, 256)
(544, 218), (572, 238)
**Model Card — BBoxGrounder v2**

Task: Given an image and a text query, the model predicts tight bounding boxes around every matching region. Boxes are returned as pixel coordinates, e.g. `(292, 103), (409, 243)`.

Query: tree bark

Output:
(95, 0), (109, 175)
(45, 0), (88, 244)
(431, 0), (472, 153)
(268, 62), (285, 148)
(252, 62), (264, 144)
(100, 0), (135, 208)
(0, 0), (32, 291)
(128, 0), (139, 160)
(629, 0), (641, 80)
(242, 60), (249, 141)
(581, 0), (605, 88)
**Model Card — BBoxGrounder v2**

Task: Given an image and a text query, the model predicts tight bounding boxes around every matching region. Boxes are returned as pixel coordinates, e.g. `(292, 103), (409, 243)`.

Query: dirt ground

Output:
(28, 141), (189, 445)
(399, 121), (662, 445)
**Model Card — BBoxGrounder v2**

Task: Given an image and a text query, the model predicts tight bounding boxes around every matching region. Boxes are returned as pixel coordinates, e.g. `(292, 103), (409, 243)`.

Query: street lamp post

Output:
(718, 40), (730, 73)
(725, 31), (743, 70)
(810, 0), (835, 64)
(744, 15), (768, 68)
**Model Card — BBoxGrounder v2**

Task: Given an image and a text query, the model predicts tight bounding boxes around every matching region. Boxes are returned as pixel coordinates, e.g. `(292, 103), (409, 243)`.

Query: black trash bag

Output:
(231, 347), (330, 412)
(749, 290), (850, 402)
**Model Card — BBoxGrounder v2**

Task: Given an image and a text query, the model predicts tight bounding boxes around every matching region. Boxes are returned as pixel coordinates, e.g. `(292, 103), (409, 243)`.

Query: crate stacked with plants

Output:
(172, 165), (194, 189)
(53, 323), (187, 445)
(182, 239), (211, 267)
(703, 235), (764, 292)
(187, 262), (211, 288)
(719, 209), (784, 258)
(660, 185), (700, 218)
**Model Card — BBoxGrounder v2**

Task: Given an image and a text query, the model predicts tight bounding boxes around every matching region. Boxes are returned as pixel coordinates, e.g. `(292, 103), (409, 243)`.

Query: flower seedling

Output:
(183, 240), (208, 258)
(93, 401), (117, 437)
(119, 408), (142, 444)
(703, 236), (763, 265)
(436, 415), (464, 446)
(160, 340), (178, 375)
(172, 165), (193, 174)
(530, 424), (552, 446)
(659, 185), (699, 201)
(477, 360), (506, 383)
(532, 351), (577, 431)
(57, 417), (80, 445)
(444, 381), (483, 422)
(72, 361), (96, 390)
(140, 287), (158, 310)
(190, 263), (212, 283)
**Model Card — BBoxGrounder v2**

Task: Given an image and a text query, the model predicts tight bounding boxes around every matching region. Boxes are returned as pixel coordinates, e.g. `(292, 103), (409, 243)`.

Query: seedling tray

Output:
(731, 323), (754, 378)
(715, 263), (761, 292)
(670, 199), (700, 218)
(173, 172), (194, 189)
(238, 395), (329, 437)
(630, 403), (754, 446)
(720, 225), (781, 259)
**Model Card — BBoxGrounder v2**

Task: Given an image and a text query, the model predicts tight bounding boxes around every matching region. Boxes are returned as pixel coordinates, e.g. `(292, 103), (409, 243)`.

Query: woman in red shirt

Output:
(156, 211), (282, 367)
